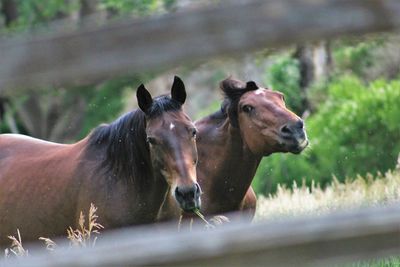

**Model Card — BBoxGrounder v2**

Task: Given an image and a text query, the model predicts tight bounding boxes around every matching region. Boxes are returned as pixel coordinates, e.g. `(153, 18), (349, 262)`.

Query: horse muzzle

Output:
(174, 183), (202, 212)
(279, 120), (309, 154)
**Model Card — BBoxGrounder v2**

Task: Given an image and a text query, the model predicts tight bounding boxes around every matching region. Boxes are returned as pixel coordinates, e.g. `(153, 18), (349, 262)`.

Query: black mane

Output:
(217, 78), (259, 127)
(87, 95), (182, 184)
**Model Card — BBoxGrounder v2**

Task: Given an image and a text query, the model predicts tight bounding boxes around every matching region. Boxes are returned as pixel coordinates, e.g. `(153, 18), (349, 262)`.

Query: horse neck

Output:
(196, 114), (261, 209)
(82, 142), (170, 225)
(83, 113), (170, 225)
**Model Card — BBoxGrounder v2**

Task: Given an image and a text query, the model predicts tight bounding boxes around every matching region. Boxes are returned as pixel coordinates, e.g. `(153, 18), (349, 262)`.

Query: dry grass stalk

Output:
(67, 203), (104, 248)
(177, 214), (183, 232)
(193, 210), (214, 229)
(209, 215), (230, 226)
(38, 237), (58, 251)
(177, 210), (230, 231)
(5, 229), (28, 258)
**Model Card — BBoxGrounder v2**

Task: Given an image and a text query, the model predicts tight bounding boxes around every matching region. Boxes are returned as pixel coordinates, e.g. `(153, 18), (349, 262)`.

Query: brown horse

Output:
(0, 76), (200, 246)
(160, 77), (308, 221)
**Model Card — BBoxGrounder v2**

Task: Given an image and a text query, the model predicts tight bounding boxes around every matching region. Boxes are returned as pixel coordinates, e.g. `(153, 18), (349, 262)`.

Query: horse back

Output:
(0, 134), (87, 246)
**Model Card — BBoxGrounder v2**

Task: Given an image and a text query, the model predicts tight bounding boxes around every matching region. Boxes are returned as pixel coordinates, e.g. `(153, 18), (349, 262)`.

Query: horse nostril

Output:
(281, 120), (304, 137)
(280, 125), (293, 135)
(296, 120), (304, 129)
(175, 187), (184, 198)
(175, 184), (199, 199)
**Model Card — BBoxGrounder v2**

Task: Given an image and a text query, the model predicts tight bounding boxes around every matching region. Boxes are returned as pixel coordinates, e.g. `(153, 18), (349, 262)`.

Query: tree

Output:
(0, 0), (172, 141)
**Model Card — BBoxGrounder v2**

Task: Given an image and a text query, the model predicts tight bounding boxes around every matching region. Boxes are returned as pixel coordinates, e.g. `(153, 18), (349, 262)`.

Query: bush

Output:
(253, 76), (400, 194)
(264, 56), (303, 114)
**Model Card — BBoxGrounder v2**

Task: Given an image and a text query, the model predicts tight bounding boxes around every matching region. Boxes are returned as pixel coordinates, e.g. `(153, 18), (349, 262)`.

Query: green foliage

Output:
(4, 0), (79, 31)
(333, 38), (385, 78)
(18, 0), (77, 22)
(346, 257), (400, 267)
(100, 0), (175, 15)
(264, 56), (303, 114)
(78, 76), (142, 138)
(253, 76), (400, 194)
(0, 0), (161, 140)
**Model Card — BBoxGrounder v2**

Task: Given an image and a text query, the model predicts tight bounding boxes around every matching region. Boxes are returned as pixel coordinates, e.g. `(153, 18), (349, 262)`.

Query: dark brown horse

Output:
(0, 76), (200, 246)
(160, 77), (308, 221)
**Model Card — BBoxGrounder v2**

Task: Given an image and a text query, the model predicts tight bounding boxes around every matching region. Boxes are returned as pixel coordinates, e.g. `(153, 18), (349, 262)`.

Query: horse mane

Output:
(218, 77), (259, 127)
(87, 95), (182, 184)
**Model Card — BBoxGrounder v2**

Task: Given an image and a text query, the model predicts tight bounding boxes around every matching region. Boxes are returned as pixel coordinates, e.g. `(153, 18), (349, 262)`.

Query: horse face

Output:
(146, 112), (200, 212)
(237, 88), (308, 156)
(137, 76), (200, 213)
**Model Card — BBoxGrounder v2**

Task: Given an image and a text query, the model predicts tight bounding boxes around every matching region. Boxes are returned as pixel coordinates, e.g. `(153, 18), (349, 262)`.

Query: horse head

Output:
(221, 78), (308, 156)
(137, 76), (201, 212)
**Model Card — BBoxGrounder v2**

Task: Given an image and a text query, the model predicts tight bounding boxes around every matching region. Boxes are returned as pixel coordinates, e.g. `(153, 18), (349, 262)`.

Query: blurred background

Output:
(1, 0), (399, 199)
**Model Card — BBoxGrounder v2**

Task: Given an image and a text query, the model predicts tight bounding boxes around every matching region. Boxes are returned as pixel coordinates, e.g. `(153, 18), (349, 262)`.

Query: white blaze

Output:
(169, 123), (175, 130)
(255, 89), (264, 95)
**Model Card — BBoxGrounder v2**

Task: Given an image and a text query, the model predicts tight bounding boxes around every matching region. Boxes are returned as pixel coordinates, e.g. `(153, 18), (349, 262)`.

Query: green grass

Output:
(345, 257), (400, 267)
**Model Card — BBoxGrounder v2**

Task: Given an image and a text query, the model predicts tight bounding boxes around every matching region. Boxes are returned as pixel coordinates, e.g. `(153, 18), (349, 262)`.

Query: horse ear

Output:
(246, 81), (258, 90)
(136, 84), (153, 113)
(171, 76), (186, 105)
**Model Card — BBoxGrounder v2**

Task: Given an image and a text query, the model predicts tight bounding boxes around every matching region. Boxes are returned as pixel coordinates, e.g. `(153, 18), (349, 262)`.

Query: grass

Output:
(256, 171), (400, 221)
(3, 203), (103, 259)
(255, 162), (400, 267)
(66, 203), (104, 248)
(4, 229), (28, 258)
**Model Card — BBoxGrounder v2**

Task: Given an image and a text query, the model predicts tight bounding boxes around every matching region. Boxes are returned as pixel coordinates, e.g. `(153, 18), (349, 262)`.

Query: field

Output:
(255, 161), (400, 266)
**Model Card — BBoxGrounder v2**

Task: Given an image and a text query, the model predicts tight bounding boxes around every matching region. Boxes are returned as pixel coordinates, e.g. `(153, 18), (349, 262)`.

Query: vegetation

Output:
(3, 203), (103, 260)
(0, 0), (172, 141)
(263, 55), (303, 114)
(255, 163), (400, 267)
(256, 164), (400, 221)
(253, 38), (400, 194)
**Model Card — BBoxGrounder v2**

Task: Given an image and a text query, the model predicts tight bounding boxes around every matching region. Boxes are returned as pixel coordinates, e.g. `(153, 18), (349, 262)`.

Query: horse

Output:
(160, 77), (308, 221)
(0, 76), (200, 246)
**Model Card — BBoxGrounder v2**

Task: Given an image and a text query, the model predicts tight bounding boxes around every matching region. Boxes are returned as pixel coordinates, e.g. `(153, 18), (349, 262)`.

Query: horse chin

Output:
(274, 138), (308, 154)
(174, 195), (201, 213)
(288, 139), (309, 154)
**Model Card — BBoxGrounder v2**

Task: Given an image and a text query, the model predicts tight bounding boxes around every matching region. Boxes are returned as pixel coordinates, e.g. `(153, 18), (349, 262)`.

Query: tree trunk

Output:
(1, 0), (17, 27)
(293, 41), (333, 113)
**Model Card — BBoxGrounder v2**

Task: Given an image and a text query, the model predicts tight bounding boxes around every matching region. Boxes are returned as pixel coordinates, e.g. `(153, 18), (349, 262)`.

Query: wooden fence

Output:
(1, 0), (400, 266)
(0, 0), (400, 91)
(3, 204), (400, 267)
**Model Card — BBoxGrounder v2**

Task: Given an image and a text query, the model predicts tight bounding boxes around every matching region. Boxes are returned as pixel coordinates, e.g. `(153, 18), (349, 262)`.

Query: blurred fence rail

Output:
(0, 0), (400, 91)
(3, 204), (400, 267)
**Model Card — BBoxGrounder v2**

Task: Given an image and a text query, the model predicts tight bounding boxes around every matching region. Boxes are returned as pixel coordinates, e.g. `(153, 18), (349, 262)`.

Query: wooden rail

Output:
(2, 204), (400, 267)
(0, 0), (400, 91)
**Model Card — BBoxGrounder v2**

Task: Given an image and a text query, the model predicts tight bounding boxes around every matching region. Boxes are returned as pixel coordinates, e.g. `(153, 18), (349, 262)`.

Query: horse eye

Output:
(190, 128), (197, 138)
(146, 136), (156, 145)
(242, 105), (254, 113)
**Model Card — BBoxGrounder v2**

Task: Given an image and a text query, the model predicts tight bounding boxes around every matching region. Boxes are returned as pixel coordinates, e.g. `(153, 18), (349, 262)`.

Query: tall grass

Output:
(66, 203), (103, 248)
(255, 160), (400, 267)
(4, 229), (28, 258)
(3, 203), (103, 259)
(256, 170), (400, 221)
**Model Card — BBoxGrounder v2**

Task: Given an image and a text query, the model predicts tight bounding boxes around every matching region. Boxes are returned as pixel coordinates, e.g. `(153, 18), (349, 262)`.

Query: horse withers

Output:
(160, 78), (308, 221)
(0, 76), (200, 246)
